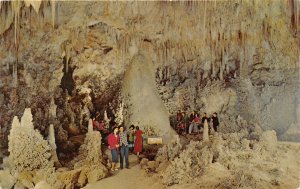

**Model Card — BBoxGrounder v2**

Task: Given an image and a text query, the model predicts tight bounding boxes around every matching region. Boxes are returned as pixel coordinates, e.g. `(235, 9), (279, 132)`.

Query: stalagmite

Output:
(49, 97), (57, 120)
(8, 108), (53, 174)
(103, 110), (110, 129)
(115, 102), (124, 125)
(48, 124), (56, 152)
(21, 108), (34, 129)
(203, 119), (209, 141)
(11, 116), (21, 130)
(88, 119), (93, 133)
(122, 53), (176, 142)
(48, 124), (61, 167)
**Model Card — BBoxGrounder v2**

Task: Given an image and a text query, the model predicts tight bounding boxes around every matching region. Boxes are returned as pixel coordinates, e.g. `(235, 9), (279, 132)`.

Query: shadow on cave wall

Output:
(60, 57), (75, 96)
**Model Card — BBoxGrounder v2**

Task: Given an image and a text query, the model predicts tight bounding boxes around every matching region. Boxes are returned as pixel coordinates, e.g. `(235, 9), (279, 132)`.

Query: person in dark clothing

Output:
(188, 111), (196, 134)
(176, 110), (182, 122)
(200, 113), (210, 131)
(201, 113), (209, 124)
(128, 125), (135, 153)
(212, 112), (220, 132)
(189, 111), (196, 122)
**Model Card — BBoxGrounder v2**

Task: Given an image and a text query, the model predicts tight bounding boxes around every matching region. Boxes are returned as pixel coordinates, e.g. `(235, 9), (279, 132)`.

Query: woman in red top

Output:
(107, 127), (119, 171)
(134, 126), (143, 157)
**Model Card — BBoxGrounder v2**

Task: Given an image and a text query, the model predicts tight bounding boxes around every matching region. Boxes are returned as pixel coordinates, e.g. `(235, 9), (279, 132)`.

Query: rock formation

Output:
(70, 119), (108, 187)
(0, 1), (299, 188)
(8, 109), (53, 174)
(203, 119), (209, 141)
(1, 115), (108, 189)
(47, 124), (61, 167)
(123, 53), (176, 141)
(5, 108), (55, 189)
(154, 130), (300, 189)
(0, 1), (299, 157)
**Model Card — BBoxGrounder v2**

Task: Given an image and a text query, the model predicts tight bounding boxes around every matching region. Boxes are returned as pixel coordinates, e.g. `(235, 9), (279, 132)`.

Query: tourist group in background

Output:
(175, 110), (219, 135)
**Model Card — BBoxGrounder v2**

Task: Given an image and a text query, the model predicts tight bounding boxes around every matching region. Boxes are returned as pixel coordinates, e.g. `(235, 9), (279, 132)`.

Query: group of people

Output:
(92, 118), (110, 144)
(92, 110), (219, 172)
(107, 124), (143, 171)
(175, 110), (220, 135)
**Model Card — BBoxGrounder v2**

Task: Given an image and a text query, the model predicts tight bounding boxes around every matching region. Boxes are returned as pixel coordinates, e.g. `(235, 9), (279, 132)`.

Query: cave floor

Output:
(83, 141), (300, 189)
(83, 154), (164, 189)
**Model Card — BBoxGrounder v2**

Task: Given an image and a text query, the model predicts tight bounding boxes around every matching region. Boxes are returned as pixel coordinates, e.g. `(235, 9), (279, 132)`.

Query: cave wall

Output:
(0, 0), (299, 154)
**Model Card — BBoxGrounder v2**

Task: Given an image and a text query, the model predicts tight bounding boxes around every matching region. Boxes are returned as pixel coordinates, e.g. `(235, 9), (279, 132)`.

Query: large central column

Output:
(122, 53), (175, 142)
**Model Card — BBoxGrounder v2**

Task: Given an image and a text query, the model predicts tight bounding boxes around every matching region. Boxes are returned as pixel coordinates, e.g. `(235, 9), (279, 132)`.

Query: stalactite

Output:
(203, 0), (207, 42)
(24, 0), (41, 13)
(12, 0), (20, 47)
(50, 0), (56, 29)
(296, 0), (299, 32)
(220, 32), (225, 81)
(240, 21), (245, 49)
(289, 0), (297, 30)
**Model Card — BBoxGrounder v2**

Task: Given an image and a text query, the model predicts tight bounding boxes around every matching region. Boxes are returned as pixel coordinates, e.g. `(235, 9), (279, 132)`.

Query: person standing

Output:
(182, 111), (189, 134)
(189, 111), (196, 122)
(201, 113), (209, 124)
(189, 113), (200, 134)
(107, 127), (119, 171)
(118, 125), (129, 169)
(212, 112), (220, 132)
(176, 110), (182, 122)
(188, 111), (196, 134)
(134, 126), (143, 158)
(128, 125), (135, 153)
(194, 114), (201, 133)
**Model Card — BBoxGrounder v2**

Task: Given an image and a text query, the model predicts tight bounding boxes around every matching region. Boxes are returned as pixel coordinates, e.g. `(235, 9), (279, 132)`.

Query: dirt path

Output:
(83, 154), (165, 189)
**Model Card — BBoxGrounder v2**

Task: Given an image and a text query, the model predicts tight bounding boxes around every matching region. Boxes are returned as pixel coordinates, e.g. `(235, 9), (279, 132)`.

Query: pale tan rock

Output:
(0, 170), (15, 189)
(147, 161), (156, 172)
(203, 120), (209, 142)
(47, 124), (61, 167)
(8, 109), (53, 174)
(140, 158), (149, 169)
(34, 181), (53, 189)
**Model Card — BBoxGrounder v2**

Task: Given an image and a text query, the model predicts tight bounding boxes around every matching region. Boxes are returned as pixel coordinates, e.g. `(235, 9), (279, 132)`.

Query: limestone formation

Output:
(0, 170), (15, 189)
(203, 119), (209, 142)
(49, 97), (57, 121)
(114, 101), (124, 126)
(103, 110), (110, 129)
(70, 119), (108, 187)
(0, 1), (299, 155)
(122, 53), (176, 141)
(47, 124), (61, 167)
(0, 1), (299, 188)
(8, 109), (53, 174)
(157, 131), (300, 188)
